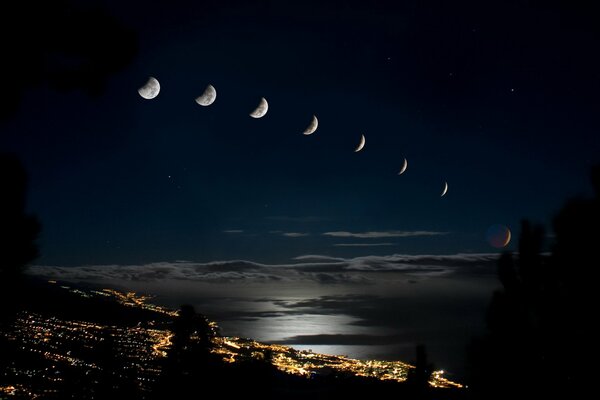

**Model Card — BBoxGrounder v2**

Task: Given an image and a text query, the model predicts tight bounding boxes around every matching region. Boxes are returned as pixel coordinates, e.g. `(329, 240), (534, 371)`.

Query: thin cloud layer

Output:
(29, 253), (499, 285)
(282, 232), (310, 237)
(323, 231), (448, 238)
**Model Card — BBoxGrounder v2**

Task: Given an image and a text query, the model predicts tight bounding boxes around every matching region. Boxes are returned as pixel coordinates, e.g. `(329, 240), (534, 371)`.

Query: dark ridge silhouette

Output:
(0, 153), (40, 282)
(469, 164), (600, 399)
(1, 1), (138, 120)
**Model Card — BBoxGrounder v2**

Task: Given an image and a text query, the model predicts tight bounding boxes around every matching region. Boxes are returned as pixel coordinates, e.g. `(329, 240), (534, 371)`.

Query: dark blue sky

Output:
(3, 0), (600, 266)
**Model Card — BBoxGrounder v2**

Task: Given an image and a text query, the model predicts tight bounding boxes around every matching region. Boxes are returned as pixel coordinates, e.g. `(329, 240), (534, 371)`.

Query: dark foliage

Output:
(407, 344), (434, 389)
(0, 154), (40, 278)
(1, 0), (138, 120)
(469, 165), (600, 399)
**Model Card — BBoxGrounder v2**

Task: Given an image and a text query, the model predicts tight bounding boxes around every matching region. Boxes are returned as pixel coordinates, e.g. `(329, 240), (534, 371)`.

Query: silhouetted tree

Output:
(152, 305), (214, 399)
(407, 344), (434, 397)
(545, 164), (600, 395)
(0, 154), (41, 280)
(470, 165), (600, 399)
(170, 304), (212, 360)
(1, 1), (138, 120)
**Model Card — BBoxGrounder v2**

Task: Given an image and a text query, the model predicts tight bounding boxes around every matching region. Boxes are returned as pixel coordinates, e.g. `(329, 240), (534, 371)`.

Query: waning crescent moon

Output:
(138, 77), (160, 100)
(503, 229), (512, 247)
(441, 181), (449, 197)
(195, 84), (217, 106)
(398, 158), (408, 175)
(250, 97), (269, 118)
(303, 115), (318, 135)
(355, 134), (366, 152)
(486, 224), (511, 248)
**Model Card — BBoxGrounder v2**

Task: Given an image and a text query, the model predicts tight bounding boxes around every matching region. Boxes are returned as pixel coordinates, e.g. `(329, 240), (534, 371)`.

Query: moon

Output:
(138, 77), (160, 100)
(486, 224), (511, 248)
(250, 97), (269, 118)
(303, 115), (318, 135)
(441, 181), (449, 197)
(195, 84), (216, 106)
(398, 158), (408, 175)
(355, 134), (366, 152)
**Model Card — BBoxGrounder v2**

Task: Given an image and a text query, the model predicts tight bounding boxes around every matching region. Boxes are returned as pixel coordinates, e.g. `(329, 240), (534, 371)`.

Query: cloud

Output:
(29, 253), (500, 286)
(223, 229), (244, 233)
(299, 272), (372, 285)
(322, 231), (448, 238)
(334, 243), (395, 247)
(30, 260), (282, 284)
(282, 232), (310, 237)
(293, 255), (346, 262)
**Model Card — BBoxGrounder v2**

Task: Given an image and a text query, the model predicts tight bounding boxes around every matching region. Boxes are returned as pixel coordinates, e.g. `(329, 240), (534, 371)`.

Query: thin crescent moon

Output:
(398, 158), (408, 175)
(303, 115), (318, 135)
(250, 97), (269, 118)
(441, 181), (449, 197)
(138, 77), (160, 100)
(355, 134), (366, 152)
(503, 229), (512, 247)
(195, 84), (217, 106)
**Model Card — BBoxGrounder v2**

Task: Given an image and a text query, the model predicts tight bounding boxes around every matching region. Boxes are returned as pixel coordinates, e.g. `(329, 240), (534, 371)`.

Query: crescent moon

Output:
(398, 158), (408, 175)
(303, 115), (318, 135)
(138, 77), (160, 100)
(195, 84), (216, 106)
(441, 181), (449, 197)
(486, 224), (512, 248)
(503, 229), (512, 247)
(250, 97), (269, 118)
(355, 134), (366, 152)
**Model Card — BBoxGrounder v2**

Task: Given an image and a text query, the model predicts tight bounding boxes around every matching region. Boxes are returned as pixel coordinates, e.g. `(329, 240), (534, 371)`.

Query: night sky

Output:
(3, 0), (600, 378)
(3, 0), (598, 265)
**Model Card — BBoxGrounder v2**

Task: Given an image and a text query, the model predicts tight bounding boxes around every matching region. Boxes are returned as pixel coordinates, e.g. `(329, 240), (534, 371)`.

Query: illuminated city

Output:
(0, 283), (461, 397)
(211, 336), (462, 388)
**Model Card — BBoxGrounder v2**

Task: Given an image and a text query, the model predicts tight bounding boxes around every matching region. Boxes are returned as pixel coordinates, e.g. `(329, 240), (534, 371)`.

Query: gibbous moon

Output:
(138, 77), (160, 100)
(486, 224), (511, 248)
(303, 115), (318, 135)
(355, 134), (366, 152)
(441, 181), (449, 197)
(398, 158), (408, 175)
(195, 84), (216, 106)
(250, 97), (269, 118)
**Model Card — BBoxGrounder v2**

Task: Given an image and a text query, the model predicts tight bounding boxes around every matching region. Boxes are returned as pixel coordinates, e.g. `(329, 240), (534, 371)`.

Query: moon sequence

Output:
(139, 78), (449, 198)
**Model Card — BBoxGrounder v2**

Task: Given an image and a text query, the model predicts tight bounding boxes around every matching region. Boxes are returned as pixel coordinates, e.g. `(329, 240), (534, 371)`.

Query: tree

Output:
(152, 305), (214, 399)
(469, 165), (600, 399)
(406, 344), (433, 389)
(0, 153), (40, 279)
